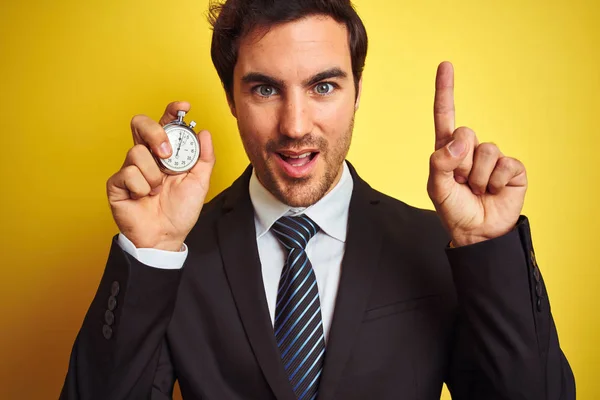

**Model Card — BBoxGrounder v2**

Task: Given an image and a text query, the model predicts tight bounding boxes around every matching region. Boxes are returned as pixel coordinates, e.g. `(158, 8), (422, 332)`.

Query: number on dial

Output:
(162, 127), (199, 171)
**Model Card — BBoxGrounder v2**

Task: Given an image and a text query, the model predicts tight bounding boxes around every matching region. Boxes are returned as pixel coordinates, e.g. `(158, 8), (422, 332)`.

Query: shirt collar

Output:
(249, 161), (353, 243)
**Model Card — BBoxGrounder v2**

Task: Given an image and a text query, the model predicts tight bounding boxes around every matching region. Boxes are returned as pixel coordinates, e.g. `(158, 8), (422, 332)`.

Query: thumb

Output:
(188, 130), (216, 185)
(428, 138), (468, 200)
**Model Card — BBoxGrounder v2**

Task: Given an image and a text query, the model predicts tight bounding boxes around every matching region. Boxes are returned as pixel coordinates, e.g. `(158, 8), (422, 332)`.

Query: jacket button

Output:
(535, 283), (543, 297)
(102, 324), (113, 340)
(108, 296), (117, 311)
(111, 281), (120, 297)
(533, 266), (541, 282)
(536, 298), (542, 312)
(105, 310), (115, 326)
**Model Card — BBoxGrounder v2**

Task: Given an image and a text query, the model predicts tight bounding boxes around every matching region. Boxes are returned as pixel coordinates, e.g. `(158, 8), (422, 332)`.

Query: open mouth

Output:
(275, 150), (320, 178)
(277, 151), (318, 167)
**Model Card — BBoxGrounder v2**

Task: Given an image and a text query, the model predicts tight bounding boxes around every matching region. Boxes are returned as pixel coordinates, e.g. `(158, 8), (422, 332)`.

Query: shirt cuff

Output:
(117, 233), (187, 270)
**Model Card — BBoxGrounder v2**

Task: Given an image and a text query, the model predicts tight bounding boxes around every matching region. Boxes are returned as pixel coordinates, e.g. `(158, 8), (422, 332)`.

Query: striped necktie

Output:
(272, 215), (325, 400)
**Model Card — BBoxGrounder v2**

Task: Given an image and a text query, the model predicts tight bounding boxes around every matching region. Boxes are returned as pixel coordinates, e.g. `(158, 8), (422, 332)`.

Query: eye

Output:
(314, 82), (335, 95)
(254, 85), (279, 97)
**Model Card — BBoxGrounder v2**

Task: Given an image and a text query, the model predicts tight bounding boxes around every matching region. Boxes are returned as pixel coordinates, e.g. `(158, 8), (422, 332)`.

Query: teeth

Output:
(285, 152), (311, 159)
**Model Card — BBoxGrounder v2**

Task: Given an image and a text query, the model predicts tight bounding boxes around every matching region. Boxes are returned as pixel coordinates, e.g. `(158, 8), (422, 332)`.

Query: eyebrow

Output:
(241, 67), (348, 88)
(304, 67), (348, 86)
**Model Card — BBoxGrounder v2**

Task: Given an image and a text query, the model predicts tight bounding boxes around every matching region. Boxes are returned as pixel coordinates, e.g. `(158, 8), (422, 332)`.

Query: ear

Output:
(354, 76), (363, 111)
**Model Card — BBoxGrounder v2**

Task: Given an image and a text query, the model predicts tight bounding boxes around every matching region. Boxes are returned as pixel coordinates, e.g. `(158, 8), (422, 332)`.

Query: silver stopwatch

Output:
(158, 110), (200, 174)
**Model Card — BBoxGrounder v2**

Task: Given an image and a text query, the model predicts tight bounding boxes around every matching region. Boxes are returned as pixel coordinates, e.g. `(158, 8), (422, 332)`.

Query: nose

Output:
(279, 91), (314, 139)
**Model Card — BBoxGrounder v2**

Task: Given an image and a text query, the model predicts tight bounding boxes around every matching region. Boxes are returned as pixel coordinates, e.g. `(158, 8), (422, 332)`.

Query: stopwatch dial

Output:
(162, 127), (200, 172)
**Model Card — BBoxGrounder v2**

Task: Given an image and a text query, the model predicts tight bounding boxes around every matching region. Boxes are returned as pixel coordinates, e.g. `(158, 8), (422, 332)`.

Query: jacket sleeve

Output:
(60, 236), (182, 400)
(444, 217), (575, 400)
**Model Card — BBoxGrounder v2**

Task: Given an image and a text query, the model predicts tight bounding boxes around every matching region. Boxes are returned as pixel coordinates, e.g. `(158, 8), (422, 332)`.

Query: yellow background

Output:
(1, 0), (598, 398)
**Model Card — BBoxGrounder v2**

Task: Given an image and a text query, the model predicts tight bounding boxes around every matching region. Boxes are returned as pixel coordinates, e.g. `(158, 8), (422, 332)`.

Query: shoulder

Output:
(199, 188), (229, 220)
(366, 187), (450, 248)
(347, 162), (447, 245)
(375, 189), (439, 223)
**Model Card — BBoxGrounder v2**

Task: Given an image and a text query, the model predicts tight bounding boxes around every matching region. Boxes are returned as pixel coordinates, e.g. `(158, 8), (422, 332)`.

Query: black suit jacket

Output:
(61, 163), (575, 399)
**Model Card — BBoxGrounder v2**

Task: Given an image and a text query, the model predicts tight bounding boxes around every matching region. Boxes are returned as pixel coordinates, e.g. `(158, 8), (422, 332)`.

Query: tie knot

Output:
(272, 215), (319, 250)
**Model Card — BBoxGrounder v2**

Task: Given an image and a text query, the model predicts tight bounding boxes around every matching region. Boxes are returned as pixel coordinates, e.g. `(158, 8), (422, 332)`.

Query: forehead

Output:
(235, 15), (351, 80)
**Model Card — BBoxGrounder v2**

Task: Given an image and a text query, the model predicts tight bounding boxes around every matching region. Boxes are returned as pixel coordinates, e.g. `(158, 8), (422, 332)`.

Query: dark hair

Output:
(208, 0), (368, 101)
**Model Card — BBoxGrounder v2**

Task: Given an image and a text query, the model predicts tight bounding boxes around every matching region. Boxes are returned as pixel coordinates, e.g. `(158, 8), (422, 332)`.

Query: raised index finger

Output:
(433, 61), (455, 150)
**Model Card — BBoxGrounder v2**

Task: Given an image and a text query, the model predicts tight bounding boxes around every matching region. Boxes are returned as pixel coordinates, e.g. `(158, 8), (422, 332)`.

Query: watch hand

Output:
(175, 132), (183, 157)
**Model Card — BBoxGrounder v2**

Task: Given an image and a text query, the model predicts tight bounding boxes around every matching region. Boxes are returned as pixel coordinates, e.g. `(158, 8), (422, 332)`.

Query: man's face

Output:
(230, 15), (361, 207)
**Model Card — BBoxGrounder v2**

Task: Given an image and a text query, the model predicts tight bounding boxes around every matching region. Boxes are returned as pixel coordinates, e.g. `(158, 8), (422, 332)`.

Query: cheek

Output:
(237, 103), (278, 144)
(314, 101), (354, 135)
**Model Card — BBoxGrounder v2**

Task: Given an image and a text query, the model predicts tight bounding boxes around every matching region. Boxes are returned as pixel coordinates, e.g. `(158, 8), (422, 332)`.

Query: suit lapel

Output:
(217, 167), (297, 400)
(317, 163), (384, 400)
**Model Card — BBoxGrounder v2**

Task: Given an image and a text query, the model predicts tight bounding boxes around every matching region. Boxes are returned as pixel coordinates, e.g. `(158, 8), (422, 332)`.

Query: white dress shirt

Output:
(118, 162), (353, 341)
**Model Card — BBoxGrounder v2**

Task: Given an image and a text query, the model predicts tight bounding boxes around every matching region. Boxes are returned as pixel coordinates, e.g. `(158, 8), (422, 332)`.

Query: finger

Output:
(488, 157), (528, 194)
(158, 101), (191, 126)
(131, 115), (171, 159)
(452, 127), (478, 184)
(107, 165), (152, 201)
(122, 144), (164, 194)
(428, 135), (469, 202)
(468, 142), (502, 195)
(429, 137), (468, 176)
(434, 61), (455, 150)
(188, 130), (216, 184)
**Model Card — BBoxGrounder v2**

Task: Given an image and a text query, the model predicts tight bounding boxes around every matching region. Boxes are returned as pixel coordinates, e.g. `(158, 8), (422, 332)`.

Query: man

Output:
(61, 0), (575, 399)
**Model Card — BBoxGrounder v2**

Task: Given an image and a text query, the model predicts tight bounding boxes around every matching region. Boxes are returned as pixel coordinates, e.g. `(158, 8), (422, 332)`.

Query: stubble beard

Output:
(242, 117), (354, 208)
